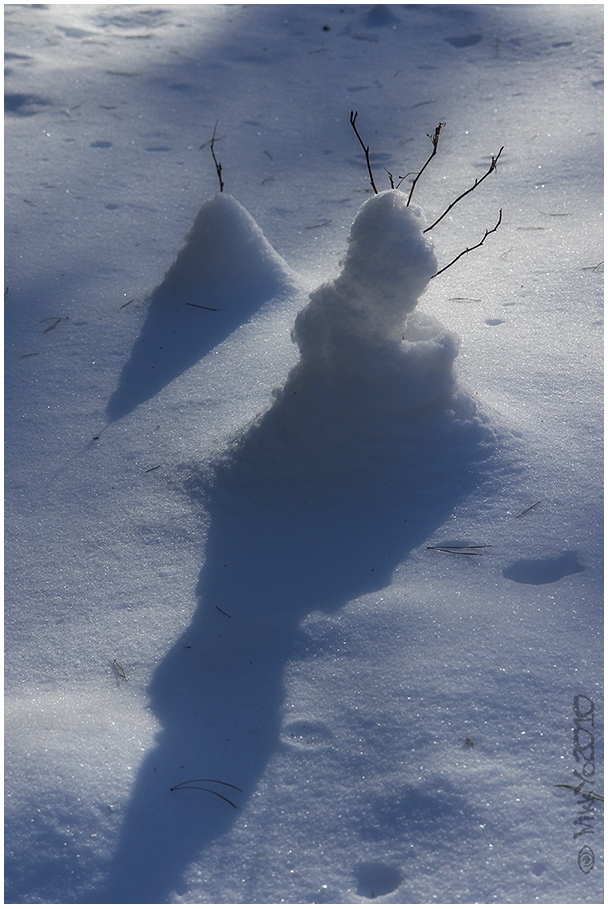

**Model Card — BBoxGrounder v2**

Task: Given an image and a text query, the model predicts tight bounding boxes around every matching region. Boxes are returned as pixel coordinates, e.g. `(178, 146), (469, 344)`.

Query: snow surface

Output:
(4, 3), (603, 905)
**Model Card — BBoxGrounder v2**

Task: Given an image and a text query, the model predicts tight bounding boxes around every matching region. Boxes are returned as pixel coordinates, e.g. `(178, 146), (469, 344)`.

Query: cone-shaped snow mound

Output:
(107, 193), (297, 421)
(154, 192), (294, 310)
(213, 190), (496, 508)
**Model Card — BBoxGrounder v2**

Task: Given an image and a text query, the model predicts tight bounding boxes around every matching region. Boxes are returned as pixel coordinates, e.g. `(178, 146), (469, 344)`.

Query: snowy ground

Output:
(4, 3), (603, 905)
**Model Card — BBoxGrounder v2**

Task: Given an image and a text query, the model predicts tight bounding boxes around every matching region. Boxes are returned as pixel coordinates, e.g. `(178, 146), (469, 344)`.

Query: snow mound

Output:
(296, 190), (436, 355)
(107, 193), (297, 420)
(212, 190), (496, 508)
(154, 192), (294, 310)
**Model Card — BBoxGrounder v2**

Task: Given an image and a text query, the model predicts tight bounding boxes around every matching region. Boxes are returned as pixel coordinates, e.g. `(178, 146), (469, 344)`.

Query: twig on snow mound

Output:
(406, 121), (445, 205)
(350, 110), (378, 195)
(200, 121), (224, 192)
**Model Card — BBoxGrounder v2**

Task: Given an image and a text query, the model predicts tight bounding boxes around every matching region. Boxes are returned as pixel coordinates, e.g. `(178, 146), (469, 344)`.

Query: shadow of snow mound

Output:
(503, 550), (585, 585)
(364, 4), (401, 29)
(355, 861), (402, 899)
(96, 190), (505, 903)
(4, 92), (52, 115)
(107, 193), (297, 421)
(215, 308), (487, 510)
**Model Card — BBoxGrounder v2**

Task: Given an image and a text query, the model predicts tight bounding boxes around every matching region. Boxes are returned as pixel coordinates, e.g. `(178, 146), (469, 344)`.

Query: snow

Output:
(107, 191), (298, 420)
(4, 3), (603, 905)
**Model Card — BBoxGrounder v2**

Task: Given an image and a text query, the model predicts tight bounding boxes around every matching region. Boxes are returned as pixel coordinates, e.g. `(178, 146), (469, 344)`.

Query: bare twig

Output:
(406, 122), (445, 206)
(350, 111), (378, 194)
(427, 544), (491, 555)
(41, 316), (68, 332)
(385, 168), (414, 189)
(172, 778), (242, 792)
(385, 167), (415, 191)
(304, 219), (332, 229)
(432, 210), (502, 277)
(424, 146), (504, 233)
(516, 500), (541, 519)
(555, 784), (604, 803)
(427, 544), (491, 556)
(171, 778), (243, 808)
(113, 659), (128, 681)
(186, 302), (218, 311)
(210, 120), (224, 192)
(394, 171), (415, 191)
(582, 261), (604, 272)
(64, 101), (84, 116)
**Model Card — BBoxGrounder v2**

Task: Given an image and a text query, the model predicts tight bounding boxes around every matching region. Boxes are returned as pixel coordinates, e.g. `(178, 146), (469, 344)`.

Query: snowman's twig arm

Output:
(432, 209), (503, 277)
(424, 147), (504, 233)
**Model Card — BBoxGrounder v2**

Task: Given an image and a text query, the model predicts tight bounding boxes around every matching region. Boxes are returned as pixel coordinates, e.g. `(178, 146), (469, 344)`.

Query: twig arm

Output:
(424, 147), (504, 233)
(432, 209), (502, 277)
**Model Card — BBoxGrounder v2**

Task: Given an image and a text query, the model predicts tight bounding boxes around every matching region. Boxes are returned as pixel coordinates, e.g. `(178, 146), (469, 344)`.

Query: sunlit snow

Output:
(5, 4), (603, 905)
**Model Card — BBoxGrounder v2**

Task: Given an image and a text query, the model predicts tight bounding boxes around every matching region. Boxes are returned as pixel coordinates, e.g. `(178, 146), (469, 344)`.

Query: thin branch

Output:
(385, 168), (411, 190)
(210, 120), (224, 192)
(424, 146), (504, 233)
(350, 111), (378, 194)
(407, 122), (445, 206)
(113, 659), (128, 681)
(432, 209), (503, 277)
(555, 784), (604, 803)
(385, 169), (415, 190)
(171, 786), (239, 808)
(171, 777), (243, 792)
(186, 302), (218, 311)
(394, 170), (415, 191)
(427, 544), (491, 556)
(170, 777), (243, 809)
(515, 500), (541, 519)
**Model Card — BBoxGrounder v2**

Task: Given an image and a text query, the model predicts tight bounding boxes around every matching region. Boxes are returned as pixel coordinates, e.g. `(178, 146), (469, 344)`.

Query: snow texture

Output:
(213, 190), (497, 511)
(96, 185), (505, 905)
(4, 4), (603, 906)
(108, 192), (297, 420)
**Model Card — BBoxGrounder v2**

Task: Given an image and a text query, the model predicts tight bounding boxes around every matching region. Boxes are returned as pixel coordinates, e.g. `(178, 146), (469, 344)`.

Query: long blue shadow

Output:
(93, 394), (498, 902)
